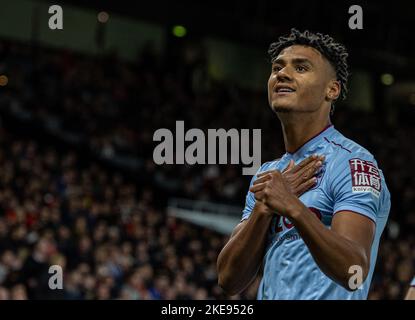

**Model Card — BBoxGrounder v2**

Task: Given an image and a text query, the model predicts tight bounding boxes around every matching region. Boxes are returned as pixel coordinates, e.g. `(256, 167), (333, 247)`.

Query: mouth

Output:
(274, 86), (296, 95)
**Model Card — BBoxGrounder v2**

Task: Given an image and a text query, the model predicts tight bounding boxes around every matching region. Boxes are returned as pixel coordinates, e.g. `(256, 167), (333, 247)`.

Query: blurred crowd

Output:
(0, 130), (261, 299)
(0, 37), (413, 299)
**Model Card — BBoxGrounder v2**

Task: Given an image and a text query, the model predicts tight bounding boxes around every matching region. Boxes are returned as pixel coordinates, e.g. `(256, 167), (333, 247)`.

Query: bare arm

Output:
(289, 204), (375, 290)
(217, 202), (273, 295)
(217, 155), (323, 295)
(251, 169), (375, 291)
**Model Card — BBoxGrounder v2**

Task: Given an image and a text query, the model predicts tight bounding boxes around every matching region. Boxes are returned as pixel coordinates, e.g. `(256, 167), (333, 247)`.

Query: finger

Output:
(290, 154), (319, 174)
(295, 159), (323, 181)
(257, 170), (279, 178)
(252, 174), (272, 185)
(254, 190), (266, 202)
(291, 154), (325, 175)
(293, 177), (317, 197)
(282, 159), (295, 173)
(249, 182), (267, 193)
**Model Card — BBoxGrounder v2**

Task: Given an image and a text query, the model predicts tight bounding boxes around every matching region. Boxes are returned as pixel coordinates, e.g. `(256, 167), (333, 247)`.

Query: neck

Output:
(278, 112), (331, 154)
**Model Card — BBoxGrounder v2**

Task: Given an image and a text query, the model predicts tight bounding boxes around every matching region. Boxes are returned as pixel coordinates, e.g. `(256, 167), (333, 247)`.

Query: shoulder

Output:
(324, 129), (386, 190)
(327, 129), (376, 165)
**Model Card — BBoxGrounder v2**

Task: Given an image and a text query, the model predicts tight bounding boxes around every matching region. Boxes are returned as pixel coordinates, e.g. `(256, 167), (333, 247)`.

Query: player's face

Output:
(267, 45), (335, 114)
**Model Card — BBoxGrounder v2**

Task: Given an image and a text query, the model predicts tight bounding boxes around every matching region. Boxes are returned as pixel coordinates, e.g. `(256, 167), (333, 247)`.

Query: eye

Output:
(296, 65), (307, 72)
(272, 65), (282, 72)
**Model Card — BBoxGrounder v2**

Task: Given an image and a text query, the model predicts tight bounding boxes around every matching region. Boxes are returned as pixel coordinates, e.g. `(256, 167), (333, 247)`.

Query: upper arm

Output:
(331, 210), (376, 266)
(329, 154), (384, 224)
(327, 152), (386, 264)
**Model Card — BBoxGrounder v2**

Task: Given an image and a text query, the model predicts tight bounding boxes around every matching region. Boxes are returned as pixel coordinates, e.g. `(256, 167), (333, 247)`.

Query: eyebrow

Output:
(272, 57), (314, 66)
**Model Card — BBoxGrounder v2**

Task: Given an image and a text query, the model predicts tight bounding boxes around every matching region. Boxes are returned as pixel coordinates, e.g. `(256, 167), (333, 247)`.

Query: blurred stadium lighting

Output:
(172, 25), (187, 37)
(97, 11), (109, 23)
(0, 75), (8, 86)
(381, 73), (394, 86)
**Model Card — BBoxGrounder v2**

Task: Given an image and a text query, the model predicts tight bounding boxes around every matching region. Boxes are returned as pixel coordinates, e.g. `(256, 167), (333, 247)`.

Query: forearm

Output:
(217, 202), (273, 295)
(288, 201), (369, 290)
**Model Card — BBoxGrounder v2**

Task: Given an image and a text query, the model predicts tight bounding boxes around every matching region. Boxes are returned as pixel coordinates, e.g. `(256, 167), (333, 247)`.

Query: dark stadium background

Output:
(0, 0), (413, 299)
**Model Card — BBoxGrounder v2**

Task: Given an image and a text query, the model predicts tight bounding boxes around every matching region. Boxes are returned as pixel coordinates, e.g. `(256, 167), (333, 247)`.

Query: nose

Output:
(276, 67), (293, 82)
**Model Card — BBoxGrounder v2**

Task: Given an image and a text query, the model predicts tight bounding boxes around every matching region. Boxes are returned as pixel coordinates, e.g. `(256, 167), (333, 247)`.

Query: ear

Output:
(326, 80), (341, 102)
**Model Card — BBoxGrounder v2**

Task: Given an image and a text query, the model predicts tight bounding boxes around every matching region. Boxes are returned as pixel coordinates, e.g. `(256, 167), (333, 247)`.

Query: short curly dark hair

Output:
(268, 28), (349, 102)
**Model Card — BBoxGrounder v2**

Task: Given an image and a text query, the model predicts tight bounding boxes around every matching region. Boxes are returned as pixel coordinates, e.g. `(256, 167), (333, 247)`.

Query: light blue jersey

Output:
(411, 277), (415, 287)
(241, 125), (391, 300)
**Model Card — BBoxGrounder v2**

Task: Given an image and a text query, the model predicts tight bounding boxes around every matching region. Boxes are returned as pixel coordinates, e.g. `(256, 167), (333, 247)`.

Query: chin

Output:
(271, 104), (294, 113)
